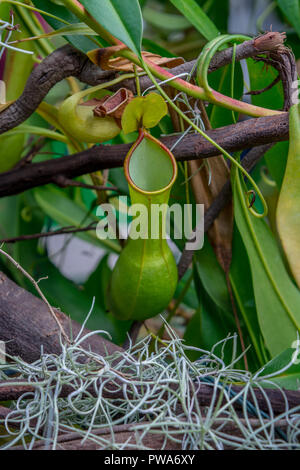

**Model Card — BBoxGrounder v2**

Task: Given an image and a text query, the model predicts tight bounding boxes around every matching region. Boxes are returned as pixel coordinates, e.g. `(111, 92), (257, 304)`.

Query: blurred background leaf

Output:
(0, 0), (300, 374)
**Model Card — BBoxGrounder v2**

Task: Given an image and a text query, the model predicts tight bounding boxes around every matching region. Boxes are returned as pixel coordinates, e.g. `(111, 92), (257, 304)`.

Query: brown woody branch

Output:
(0, 113), (289, 198)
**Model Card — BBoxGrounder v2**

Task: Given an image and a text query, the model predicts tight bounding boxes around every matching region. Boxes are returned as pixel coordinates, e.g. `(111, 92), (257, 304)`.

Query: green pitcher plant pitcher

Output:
(108, 129), (178, 321)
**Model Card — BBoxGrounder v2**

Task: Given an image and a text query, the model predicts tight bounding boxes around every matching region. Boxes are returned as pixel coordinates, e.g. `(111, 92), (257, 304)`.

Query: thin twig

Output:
(246, 75), (281, 96)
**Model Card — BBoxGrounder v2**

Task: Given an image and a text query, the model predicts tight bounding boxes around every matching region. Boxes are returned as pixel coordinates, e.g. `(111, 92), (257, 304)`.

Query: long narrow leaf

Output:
(170, 0), (219, 41)
(33, 186), (121, 254)
(3, 125), (68, 143)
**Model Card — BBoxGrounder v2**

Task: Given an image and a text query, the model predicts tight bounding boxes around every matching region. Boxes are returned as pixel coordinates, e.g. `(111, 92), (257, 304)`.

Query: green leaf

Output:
(187, 218), (267, 370)
(174, 269), (198, 310)
(259, 347), (300, 390)
(233, 167), (300, 357)
(0, 196), (22, 284)
(33, 185), (121, 253)
(264, 142), (289, 190)
(276, 104), (300, 289)
(184, 260), (238, 364)
(202, 0), (229, 33)
(32, 0), (100, 53)
(277, 0), (300, 38)
(0, 5), (36, 171)
(84, 254), (112, 311)
(188, 278), (230, 351)
(169, 0), (219, 41)
(193, 240), (262, 375)
(285, 32), (300, 59)
(0, 134), (24, 173)
(1, 6), (36, 101)
(80, 0), (143, 56)
(0, 196), (19, 241)
(184, 241), (250, 366)
(0, 193), (45, 287)
(121, 93), (168, 134)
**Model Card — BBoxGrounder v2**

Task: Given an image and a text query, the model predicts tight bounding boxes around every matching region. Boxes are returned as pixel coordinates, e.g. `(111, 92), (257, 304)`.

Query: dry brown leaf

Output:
(87, 46), (184, 72)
